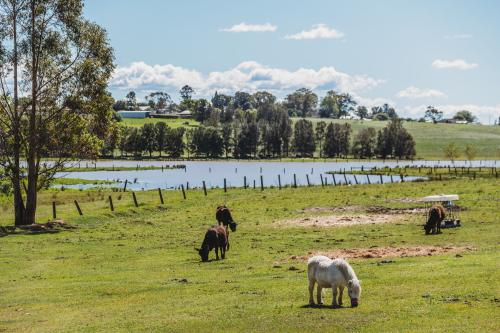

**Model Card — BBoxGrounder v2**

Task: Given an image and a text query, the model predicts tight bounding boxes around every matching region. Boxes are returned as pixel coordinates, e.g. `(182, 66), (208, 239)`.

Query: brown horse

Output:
(195, 225), (228, 262)
(216, 205), (237, 232)
(424, 204), (446, 234)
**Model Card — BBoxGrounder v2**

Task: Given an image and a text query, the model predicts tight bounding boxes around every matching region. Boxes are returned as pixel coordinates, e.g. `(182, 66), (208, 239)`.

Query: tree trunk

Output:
(12, 3), (25, 226)
(24, 0), (38, 226)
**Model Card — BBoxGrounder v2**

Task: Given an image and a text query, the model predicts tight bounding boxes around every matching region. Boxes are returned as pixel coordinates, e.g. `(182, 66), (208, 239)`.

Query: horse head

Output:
(195, 247), (209, 262)
(229, 221), (237, 232)
(347, 279), (362, 307)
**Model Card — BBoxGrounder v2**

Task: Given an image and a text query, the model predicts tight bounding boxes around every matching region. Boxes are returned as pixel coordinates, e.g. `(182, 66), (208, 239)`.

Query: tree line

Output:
(105, 116), (416, 160)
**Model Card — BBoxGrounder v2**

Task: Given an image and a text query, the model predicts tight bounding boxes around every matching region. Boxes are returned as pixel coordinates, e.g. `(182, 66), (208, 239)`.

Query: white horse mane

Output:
(332, 258), (359, 282)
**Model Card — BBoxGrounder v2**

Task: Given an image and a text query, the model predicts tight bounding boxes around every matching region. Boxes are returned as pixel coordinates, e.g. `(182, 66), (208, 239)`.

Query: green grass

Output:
(119, 117), (500, 160)
(1, 177), (499, 332)
(306, 118), (500, 160)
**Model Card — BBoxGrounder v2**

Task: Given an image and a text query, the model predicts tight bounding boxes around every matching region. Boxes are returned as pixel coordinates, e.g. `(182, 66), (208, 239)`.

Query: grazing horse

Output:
(424, 204), (446, 235)
(216, 205), (237, 232)
(307, 255), (362, 308)
(195, 226), (228, 262)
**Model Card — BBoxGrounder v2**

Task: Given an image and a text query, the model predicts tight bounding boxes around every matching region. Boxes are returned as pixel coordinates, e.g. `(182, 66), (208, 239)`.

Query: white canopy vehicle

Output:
(421, 194), (461, 228)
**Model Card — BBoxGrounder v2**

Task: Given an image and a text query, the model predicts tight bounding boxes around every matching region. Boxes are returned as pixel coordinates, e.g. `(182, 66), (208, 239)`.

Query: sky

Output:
(84, 0), (500, 123)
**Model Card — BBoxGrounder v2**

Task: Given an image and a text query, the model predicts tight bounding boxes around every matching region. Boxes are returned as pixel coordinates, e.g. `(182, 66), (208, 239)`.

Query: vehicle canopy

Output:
(421, 194), (459, 202)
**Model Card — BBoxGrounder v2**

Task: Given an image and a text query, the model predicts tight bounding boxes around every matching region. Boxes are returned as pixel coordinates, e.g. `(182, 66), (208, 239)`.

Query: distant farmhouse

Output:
(117, 110), (151, 119)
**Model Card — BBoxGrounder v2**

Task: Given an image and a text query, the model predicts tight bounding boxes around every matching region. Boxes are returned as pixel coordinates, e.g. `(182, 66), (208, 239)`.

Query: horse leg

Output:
(308, 280), (315, 305)
(221, 240), (226, 259)
(332, 285), (339, 308)
(226, 233), (230, 251)
(317, 286), (323, 305)
(338, 286), (344, 306)
(215, 244), (219, 260)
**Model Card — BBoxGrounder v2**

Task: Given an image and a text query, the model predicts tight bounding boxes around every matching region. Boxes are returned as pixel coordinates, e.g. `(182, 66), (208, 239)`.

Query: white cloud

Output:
(401, 104), (500, 124)
(397, 86), (446, 99)
(432, 59), (478, 70)
(285, 24), (344, 40)
(444, 34), (472, 39)
(220, 22), (277, 33)
(111, 61), (383, 98)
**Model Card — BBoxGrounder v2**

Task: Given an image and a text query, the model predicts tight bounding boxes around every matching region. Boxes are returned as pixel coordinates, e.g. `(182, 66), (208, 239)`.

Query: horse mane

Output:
(333, 258), (358, 282)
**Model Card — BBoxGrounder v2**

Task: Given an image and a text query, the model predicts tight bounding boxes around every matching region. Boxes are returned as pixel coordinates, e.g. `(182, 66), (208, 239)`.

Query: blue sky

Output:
(84, 0), (500, 123)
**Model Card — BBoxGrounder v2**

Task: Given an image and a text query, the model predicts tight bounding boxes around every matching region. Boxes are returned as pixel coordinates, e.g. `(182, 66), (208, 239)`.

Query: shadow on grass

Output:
(300, 304), (349, 310)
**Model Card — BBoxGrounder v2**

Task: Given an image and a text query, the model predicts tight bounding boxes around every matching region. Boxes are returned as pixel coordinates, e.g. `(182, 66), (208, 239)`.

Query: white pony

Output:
(307, 255), (362, 307)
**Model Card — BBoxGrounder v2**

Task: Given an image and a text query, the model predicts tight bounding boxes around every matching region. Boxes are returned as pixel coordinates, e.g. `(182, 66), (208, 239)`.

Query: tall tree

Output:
(179, 85), (194, 101)
(425, 106), (443, 123)
(292, 119), (316, 157)
(315, 121), (326, 157)
(464, 144), (477, 165)
(0, 0), (114, 225)
(285, 88), (318, 117)
(140, 123), (157, 157)
(233, 91), (254, 110)
(319, 90), (339, 118)
(355, 106), (369, 120)
(154, 122), (168, 157)
(336, 93), (357, 118)
(351, 127), (377, 158)
(443, 143), (460, 164)
(146, 91), (171, 111)
(125, 91), (137, 110)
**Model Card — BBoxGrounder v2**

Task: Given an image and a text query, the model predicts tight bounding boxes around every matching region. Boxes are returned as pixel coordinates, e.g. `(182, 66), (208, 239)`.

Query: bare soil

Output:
(278, 213), (413, 227)
(291, 246), (474, 260)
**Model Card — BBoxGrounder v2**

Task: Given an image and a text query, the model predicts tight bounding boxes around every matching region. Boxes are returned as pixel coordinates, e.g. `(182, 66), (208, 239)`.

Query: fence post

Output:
(108, 195), (114, 211)
(186, 182), (190, 190)
(253, 180), (256, 189)
(202, 181), (207, 196)
(158, 188), (164, 204)
(379, 174), (383, 184)
(320, 174), (324, 187)
(224, 178), (227, 193)
(278, 174), (282, 190)
(293, 174), (297, 188)
(74, 200), (83, 215)
(181, 184), (186, 199)
(366, 174), (371, 185)
(390, 175), (394, 183)
(132, 192), (139, 207)
(306, 174), (310, 186)
(332, 174), (337, 186)
(343, 173), (348, 185)
(400, 174), (404, 182)
(353, 174), (358, 185)
(260, 175), (264, 191)
(243, 176), (247, 189)
(123, 179), (128, 192)
(52, 201), (56, 219)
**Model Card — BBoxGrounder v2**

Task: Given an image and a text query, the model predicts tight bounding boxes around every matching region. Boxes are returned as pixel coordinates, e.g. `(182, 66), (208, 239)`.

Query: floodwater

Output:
(55, 159), (498, 191)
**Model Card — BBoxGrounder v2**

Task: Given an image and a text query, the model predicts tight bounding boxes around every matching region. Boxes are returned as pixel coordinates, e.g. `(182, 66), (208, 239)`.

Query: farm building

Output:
(117, 110), (151, 119)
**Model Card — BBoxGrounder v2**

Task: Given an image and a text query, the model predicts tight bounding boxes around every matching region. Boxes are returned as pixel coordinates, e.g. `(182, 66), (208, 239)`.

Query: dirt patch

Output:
(278, 213), (409, 227)
(298, 205), (427, 215)
(292, 246), (473, 260)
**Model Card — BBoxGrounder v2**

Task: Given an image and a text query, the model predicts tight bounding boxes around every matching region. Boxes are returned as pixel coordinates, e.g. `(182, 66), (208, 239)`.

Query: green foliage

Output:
(286, 88), (318, 117)
(351, 127), (377, 158)
(376, 119), (416, 159)
(292, 119), (316, 157)
(453, 110), (476, 123)
(425, 106), (443, 123)
(323, 123), (352, 157)
(443, 143), (460, 162)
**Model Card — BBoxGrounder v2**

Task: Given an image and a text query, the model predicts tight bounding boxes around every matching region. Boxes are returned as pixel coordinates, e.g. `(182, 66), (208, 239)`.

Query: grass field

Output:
(1, 176), (499, 332)
(119, 117), (500, 160)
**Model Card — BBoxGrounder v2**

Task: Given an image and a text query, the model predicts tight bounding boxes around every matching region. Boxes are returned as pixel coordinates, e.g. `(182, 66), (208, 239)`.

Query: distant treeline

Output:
(104, 113), (415, 160)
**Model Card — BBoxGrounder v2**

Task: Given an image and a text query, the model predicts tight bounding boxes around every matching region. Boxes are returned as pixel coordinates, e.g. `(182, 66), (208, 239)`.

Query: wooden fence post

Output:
(132, 192), (139, 207)
(332, 174), (337, 186)
(253, 180), (256, 189)
(52, 201), (56, 219)
(202, 181), (207, 196)
(306, 174), (310, 186)
(224, 178), (227, 193)
(260, 175), (264, 191)
(74, 200), (83, 215)
(379, 174), (383, 184)
(320, 174), (324, 187)
(390, 175), (394, 183)
(181, 184), (186, 199)
(353, 174), (358, 185)
(158, 188), (164, 204)
(343, 173), (348, 185)
(243, 176), (247, 189)
(293, 174), (297, 188)
(366, 174), (371, 185)
(123, 179), (128, 192)
(108, 196), (114, 211)
(278, 174), (282, 190)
